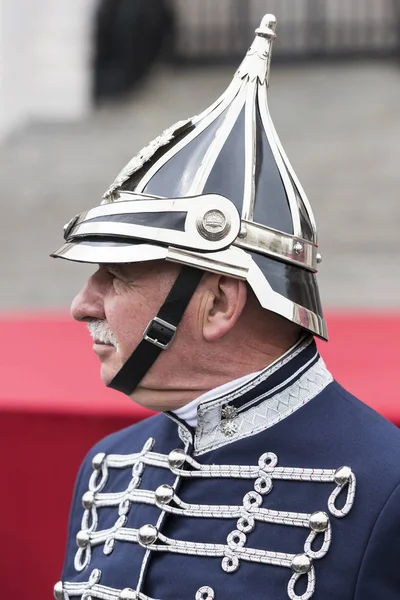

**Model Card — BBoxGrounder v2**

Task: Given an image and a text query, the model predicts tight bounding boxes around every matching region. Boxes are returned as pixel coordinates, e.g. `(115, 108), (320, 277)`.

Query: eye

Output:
(102, 263), (137, 284)
(104, 264), (121, 278)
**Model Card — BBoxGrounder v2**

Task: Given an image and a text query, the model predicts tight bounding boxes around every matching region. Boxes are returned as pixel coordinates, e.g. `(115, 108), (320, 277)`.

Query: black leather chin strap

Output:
(108, 266), (203, 396)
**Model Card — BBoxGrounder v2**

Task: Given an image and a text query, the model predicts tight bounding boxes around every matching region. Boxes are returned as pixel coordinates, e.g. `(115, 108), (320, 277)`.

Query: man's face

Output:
(70, 261), (181, 389)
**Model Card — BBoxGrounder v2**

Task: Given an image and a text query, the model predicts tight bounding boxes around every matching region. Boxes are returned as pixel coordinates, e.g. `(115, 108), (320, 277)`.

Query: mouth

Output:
(87, 321), (118, 351)
(93, 341), (117, 352)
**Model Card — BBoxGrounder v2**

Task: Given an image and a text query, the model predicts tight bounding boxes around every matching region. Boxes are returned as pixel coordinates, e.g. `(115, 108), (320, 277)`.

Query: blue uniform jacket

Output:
(56, 338), (400, 600)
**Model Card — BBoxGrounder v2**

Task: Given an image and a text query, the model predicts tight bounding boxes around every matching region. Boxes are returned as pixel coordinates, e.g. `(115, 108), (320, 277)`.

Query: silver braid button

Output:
(138, 524), (158, 545)
(309, 511), (329, 533)
(119, 589), (138, 600)
(82, 490), (95, 510)
(53, 581), (64, 600)
(155, 484), (174, 505)
(92, 452), (106, 470)
(168, 449), (186, 469)
(291, 553), (312, 574)
(334, 466), (352, 485)
(76, 530), (90, 548)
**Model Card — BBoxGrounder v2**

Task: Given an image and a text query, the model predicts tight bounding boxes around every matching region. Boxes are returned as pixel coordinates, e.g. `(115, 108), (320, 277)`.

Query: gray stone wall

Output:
(173, 0), (398, 57)
(0, 0), (95, 141)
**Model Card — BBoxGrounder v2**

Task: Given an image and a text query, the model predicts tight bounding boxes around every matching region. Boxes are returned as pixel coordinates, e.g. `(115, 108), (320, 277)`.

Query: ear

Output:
(201, 275), (248, 342)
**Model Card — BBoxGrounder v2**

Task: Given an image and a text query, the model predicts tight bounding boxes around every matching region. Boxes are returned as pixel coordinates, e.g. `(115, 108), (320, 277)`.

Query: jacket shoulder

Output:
(324, 380), (400, 480)
(354, 479), (400, 599)
(330, 380), (400, 443)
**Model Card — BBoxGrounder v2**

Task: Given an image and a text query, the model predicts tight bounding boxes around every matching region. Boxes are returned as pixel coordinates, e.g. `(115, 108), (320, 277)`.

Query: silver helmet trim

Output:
(63, 193), (241, 253)
(52, 13), (328, 341)
(52, 239), (326, 339)
(187, 84), (247, 196)
(103, 77), (245, 202)
(235, 221), (318, 272)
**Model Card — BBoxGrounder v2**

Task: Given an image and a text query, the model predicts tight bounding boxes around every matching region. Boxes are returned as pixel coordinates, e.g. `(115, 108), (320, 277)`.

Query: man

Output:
(52, 15), (400, 600)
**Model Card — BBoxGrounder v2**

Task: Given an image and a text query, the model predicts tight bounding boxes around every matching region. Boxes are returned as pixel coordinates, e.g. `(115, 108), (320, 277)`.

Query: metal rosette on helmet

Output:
(52, 14), (328, 340)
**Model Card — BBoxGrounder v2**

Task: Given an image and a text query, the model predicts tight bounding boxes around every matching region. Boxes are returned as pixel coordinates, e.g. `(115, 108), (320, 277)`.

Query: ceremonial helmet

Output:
(52, 15), (327, 393)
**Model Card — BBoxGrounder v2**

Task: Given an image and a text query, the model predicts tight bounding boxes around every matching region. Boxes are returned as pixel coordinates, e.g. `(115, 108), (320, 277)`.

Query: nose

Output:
(70, 268), (109, 322)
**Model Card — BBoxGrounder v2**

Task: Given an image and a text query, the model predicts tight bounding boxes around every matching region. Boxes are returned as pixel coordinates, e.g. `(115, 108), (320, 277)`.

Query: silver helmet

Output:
(52, 14), (328, 341)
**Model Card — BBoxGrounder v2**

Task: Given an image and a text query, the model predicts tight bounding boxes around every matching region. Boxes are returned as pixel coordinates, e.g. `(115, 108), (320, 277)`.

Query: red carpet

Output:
(0, 311), (398, 600)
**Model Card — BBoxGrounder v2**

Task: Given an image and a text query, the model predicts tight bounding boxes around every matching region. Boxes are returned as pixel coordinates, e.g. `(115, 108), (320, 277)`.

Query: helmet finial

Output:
(236, 14), (277, 86)
(255, 14), (277, 38)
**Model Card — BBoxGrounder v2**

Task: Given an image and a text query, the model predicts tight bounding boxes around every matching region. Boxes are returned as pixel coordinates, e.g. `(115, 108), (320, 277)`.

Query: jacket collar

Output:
(166, 336), (333, 455)
(171, 369), (262, 428)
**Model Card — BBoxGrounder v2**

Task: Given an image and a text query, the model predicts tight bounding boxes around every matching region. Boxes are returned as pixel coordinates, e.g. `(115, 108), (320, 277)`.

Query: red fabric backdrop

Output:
(0, 312), (398, 598)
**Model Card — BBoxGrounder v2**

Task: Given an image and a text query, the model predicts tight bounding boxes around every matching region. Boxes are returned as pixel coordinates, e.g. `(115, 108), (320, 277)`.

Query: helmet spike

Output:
(236, 14), (277, 86)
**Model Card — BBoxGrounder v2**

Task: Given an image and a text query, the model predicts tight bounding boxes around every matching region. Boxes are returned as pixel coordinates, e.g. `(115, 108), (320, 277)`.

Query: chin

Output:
(100, 364), (118, 387)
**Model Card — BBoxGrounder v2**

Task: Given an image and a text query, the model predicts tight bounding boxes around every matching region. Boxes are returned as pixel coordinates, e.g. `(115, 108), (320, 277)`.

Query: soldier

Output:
(52, 15), (400, 600)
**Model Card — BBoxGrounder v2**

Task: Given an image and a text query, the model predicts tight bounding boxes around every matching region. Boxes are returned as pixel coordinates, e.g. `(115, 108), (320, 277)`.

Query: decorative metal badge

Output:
(220, 404), (239, 437)
(103, 118), (193, 200)
(196, 209), (230, 241)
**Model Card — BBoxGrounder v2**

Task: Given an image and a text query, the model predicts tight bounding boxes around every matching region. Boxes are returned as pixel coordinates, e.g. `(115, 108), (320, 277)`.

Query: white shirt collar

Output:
(172, 370), (261, 428)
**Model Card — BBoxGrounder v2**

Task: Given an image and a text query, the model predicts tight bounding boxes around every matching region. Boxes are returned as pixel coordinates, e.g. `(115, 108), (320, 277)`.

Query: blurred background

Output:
(0, 0), (399, 597)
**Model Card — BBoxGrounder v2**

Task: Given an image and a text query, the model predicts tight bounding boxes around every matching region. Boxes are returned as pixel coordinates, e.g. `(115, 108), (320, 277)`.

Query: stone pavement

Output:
(1, 62), (399, 310)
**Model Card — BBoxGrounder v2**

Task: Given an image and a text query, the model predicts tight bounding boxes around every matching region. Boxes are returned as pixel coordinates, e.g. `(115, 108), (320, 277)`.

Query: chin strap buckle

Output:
(143, 317), (177, 350)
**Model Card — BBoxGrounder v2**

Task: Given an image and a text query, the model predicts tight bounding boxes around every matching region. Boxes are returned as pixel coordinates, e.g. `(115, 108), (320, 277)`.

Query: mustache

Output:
(87, 320), (119, 349)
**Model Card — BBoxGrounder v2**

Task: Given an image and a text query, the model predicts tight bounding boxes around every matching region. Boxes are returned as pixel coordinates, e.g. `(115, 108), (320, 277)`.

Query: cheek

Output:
(105, 294), (156, 355)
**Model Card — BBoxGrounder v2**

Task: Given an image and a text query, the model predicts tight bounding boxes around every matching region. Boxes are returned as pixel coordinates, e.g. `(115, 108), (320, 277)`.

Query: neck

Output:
(130, 336), (302, 412)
